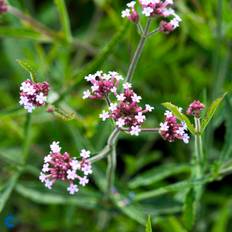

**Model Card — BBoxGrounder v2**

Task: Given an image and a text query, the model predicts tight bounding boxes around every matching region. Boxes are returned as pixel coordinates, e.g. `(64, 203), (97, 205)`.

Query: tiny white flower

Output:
(142, 7), (153, 17)
(83, 90), (91, 99)
(50, 141), (61, 153)
(80, 149), (90, 159)
(45, 179), (53, 189)
(44, 155), (52, 163)
(91, 84), (99, 92)
(182, 133), (190, 144)
(130, 126), (141, 136)
(176, 127), (185, 136)
(42, 163), (49, 172)
(39, 172), (46, 183)
(109, 103), (117, 112)
(19, 96), (28, 106)
(162, 8), (175, 17)
(160, 122), (169, 131)
(116, 118), (125, 128)
(145, 104), (154, 112)
(111, 86), (117, 94)
(123, 82), (132, 89)
(85, 74), (95, 82)
(95, 70), (103, 77)
(181, 121), (187, 130)
(36, 92), (47, 104)
(132, 94), (141, 103)
(116, 94), (126, 102)
(67, 169), (77, 180)
(121, 9), (131, 18)
(70, 159), (80, 170)
(127, 1), (136, 8)
(24, 103), (35, 113)
(99, 110), (110, 121)
(82, 165), (92, 175)
(79, 176), (89, 186)
(67, 184), (79, 195)
(135, 112), (146, 123)
(164, 110), (173, 118)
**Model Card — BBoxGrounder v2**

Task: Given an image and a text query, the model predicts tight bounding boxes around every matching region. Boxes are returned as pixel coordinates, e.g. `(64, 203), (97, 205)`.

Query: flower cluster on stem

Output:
(159, 110), (189, 143)
(187, 100), (205, 118)
(122, 0), (182, 33)
(39, 142), (92, 195)
(19, 79), (49, 113)
(0, 0), (7, 13)
(83, 72), (154, 136)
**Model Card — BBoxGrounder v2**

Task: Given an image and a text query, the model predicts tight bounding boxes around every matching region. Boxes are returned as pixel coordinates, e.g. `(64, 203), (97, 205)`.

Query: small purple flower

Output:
(159, 111), (189, 143)
(19, 79), (50, 113)
(0, 0), (7, 14)
(83, 71), (123, 100)
(39, 141), (92, 195)
(186, 100), (205, 118)
(121, 1), (139, 23)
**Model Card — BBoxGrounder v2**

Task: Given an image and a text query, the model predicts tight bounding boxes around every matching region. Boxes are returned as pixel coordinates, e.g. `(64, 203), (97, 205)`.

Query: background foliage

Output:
(0, 0), (232, 231)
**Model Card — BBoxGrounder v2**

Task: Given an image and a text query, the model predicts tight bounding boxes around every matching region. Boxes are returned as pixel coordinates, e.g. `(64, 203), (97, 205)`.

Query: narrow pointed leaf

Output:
(146, 216), (152, 232)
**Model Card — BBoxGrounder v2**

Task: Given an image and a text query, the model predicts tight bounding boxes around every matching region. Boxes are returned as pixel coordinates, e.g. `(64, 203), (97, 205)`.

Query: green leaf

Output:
(182, 188), (196, 230)
(17, 59), (37, 82)
(0, 173), (20, 213)
(129, 164), (191, 189)
(15, 183), (100, 209)
(157, 217), (187, 232)
(54, 0), (72, 42)
(162, 102), (195, 135)
(0, 27), (51, 41)
(201, 93), (227, 133)
(145, 216), (152, 232)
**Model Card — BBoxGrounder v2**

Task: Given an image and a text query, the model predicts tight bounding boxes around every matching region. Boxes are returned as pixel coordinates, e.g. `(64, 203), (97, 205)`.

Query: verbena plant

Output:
(0, 0), (231, 231)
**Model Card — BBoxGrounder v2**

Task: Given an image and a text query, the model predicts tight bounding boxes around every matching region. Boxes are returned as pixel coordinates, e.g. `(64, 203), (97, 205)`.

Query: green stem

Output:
(193, 117), (204, 200)
(126, 19), (152, 83)
(8, 6), (60, 40)
(23, 113), (32, 163)
(106, 144), (117, 198)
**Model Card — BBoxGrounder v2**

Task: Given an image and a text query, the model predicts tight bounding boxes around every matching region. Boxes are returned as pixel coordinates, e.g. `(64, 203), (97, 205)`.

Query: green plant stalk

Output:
(8, 6), (60, 41)
(23, 113), (32, 163)
(126, 19), (152, 83)
(106, 143), (117, 198)
(193, 117), (204, 200)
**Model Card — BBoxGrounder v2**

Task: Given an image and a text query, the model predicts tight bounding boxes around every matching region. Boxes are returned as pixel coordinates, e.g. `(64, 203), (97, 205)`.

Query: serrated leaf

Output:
(162, 102), (195, 135)
(146, 216), (152, 232)
(129, 164), (190, 189)
(182, 188), (196, 230)
(17, 59), (37, 81)
(201, 93), (227, 133)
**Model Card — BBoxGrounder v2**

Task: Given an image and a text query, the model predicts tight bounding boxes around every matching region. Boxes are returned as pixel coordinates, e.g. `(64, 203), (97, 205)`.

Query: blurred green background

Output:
(0, 0), (232, 231)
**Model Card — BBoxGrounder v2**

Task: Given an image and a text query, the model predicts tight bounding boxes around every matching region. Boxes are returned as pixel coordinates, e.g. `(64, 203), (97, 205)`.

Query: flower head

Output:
(83, 71), (123, 100)
(0, 0), (7, 13)
(121, 1), (139, 23)
(19, 79), (49, 113)
(159, 112), (189, 143)
(186, 100), (205, 118)
(39, 142), (92, 195)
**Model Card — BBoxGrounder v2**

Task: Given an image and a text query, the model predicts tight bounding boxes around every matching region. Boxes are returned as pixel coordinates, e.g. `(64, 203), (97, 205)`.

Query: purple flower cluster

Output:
(83, 72), (154, 136)
(187, 100), (205, 118)
(0, 0), (7, 13)
(19, 79), (49, 113)
(121, 0), (181, 33)
(82, 71), (123, 100)
(159, 110), (189, 143)
(39, 142), (92, 195)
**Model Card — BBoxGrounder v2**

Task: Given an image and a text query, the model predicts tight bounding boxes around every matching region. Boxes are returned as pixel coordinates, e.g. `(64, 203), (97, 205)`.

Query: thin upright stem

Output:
(23, 113), (32, 163)
(193, 117), (204, 200)
(106, 144), (117, 198)
(126, 19), (152, 83)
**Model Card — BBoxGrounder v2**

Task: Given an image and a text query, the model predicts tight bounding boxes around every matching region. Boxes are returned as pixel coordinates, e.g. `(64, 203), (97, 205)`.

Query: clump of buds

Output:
(186, 100), (205, 118)
(99, 83), (154, 136)
(0, 0), (7, 13)
(19, 79), (49, 113)
(83, 71), (123, 100)
(39, 142), (92, 195)
(159, 110), (189, 143)
(121, 0), (181, 33)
